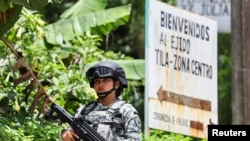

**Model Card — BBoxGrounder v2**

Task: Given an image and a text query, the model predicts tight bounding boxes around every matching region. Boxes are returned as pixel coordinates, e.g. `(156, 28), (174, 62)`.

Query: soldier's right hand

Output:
(62, 130), (79, 141)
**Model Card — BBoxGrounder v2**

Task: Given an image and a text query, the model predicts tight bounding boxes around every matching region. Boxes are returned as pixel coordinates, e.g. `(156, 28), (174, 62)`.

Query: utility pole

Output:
(231, 0), (250, 124)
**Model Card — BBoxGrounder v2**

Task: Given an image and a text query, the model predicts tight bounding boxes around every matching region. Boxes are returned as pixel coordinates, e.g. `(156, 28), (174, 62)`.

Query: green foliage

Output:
(0, 0), (61, 12)
(217, 33), (232, 124)
(0, 5), (23, 36)
(0, 115), (67, 141)
(60, 0), (107, 18)
(143, 129), (207, 141)
(44, 0), (132, 45)
(0, 5), (140, 140)
(0, 0), (62, 36)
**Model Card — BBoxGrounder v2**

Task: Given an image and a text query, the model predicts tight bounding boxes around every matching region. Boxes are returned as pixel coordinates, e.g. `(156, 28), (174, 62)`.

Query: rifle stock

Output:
(44, 103), (106, 141)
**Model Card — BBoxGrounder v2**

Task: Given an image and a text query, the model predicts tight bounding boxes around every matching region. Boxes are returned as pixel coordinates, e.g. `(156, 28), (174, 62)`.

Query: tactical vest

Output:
(79, 100), (127, 140)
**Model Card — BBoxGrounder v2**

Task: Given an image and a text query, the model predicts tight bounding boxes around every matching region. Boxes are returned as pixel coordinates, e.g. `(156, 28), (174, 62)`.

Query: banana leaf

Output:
(44, 4), (131, 45)
(60, 0), (107, 19)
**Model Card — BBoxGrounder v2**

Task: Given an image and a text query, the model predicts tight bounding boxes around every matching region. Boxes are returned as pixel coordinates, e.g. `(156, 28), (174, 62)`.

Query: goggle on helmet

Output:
(85, 61), (128, 88)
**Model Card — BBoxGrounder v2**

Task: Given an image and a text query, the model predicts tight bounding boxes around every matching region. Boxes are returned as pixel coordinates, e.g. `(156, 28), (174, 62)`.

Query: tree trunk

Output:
(231, 0), (250, 124)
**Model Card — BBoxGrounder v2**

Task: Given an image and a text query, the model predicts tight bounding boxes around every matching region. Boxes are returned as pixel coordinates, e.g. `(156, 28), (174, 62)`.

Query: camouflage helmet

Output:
(86, 61), (128, 88)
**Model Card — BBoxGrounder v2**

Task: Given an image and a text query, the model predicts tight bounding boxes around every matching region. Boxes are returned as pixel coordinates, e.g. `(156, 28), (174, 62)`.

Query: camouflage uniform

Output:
(61, 99), (142, 141)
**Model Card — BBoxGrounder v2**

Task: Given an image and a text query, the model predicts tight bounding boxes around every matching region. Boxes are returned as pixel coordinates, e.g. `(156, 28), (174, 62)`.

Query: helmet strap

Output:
(96, 87), (116, 98)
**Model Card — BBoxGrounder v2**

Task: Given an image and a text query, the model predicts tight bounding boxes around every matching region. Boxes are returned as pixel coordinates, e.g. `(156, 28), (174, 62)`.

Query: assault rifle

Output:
(44, 103), (106, 141)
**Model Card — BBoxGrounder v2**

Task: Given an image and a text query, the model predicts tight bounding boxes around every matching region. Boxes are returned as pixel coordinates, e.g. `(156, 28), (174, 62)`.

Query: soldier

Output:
(60, 60), (142, 141)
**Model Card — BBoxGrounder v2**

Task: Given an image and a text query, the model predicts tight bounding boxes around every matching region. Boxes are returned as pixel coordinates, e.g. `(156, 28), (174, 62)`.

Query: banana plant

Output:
(44, 0), (131, 45)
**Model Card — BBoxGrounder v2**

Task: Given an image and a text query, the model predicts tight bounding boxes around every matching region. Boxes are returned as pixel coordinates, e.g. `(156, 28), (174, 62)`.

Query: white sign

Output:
(176, 0), (231, 33)
(145, 0), (218, 139)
